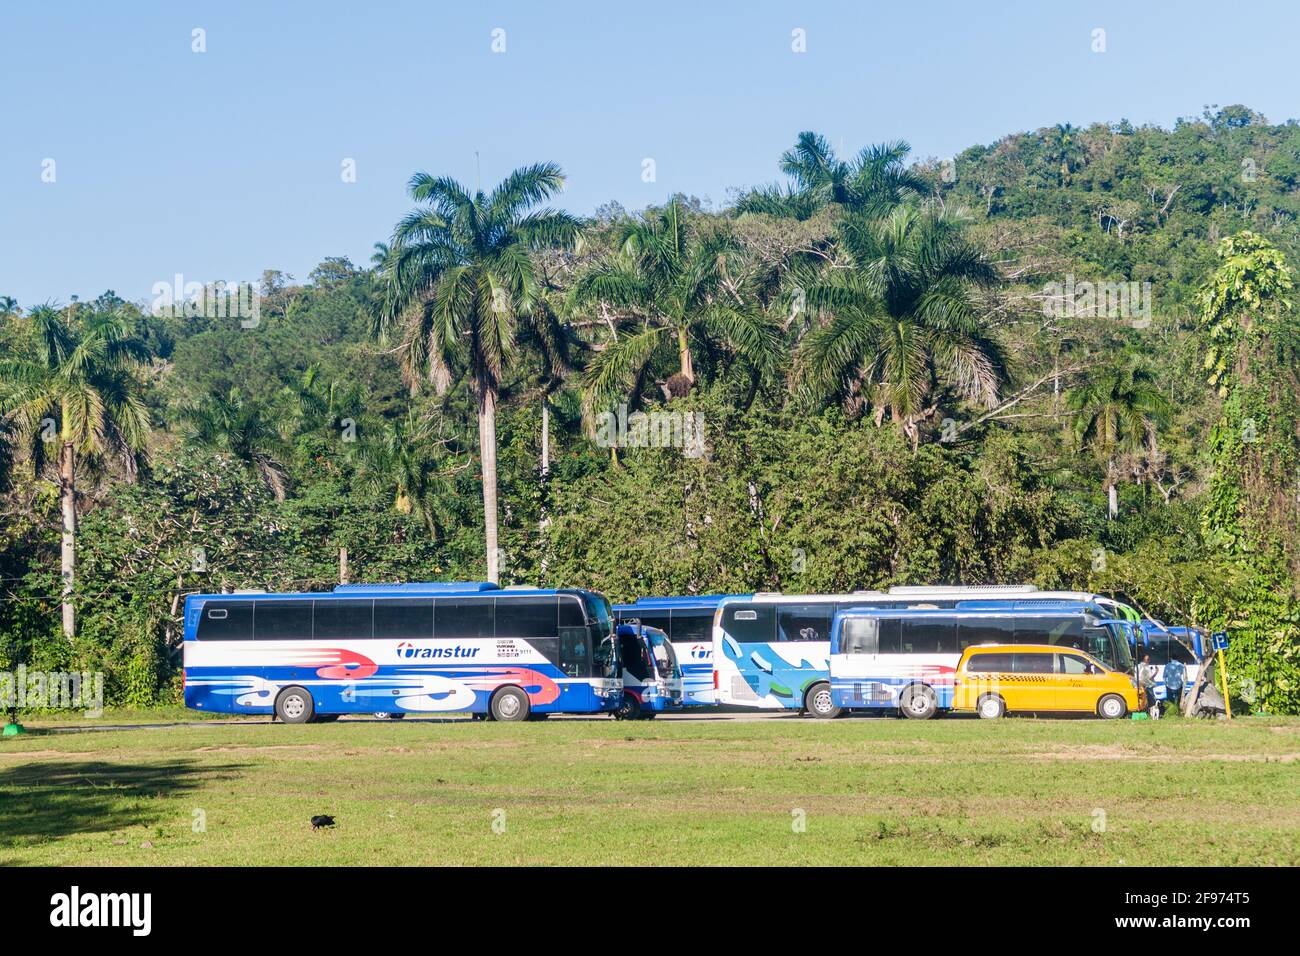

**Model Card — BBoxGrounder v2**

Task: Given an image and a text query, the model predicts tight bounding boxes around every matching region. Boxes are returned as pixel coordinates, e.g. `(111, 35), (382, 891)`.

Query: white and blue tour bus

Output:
(613, 594), (744, 705)
(183, 582), (623, 722)
(827, 603), (1140, 719)
(614, 622), (683, 719)
(712, 587), (1140, 717)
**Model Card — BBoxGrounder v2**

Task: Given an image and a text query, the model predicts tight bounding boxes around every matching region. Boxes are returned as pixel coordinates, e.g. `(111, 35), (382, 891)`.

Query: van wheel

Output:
(275, 686), (315, 724)
(1098, 694), (1128, 719)
(614, 693), (641, 721)
(490, 686), (530, 722)
(977, 694), (1006, 720)
(372, 712), (405, 720)
(900, 684), (938, 720)
(804, 682), (840, 719)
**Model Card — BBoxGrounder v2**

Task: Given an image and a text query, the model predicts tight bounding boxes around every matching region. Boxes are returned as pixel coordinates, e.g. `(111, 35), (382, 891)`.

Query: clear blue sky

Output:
(1, 0), (1296, 307)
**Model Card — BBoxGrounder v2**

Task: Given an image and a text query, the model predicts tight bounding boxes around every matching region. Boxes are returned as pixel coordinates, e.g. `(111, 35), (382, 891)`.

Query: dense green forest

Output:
(2, 105), (1299, 712)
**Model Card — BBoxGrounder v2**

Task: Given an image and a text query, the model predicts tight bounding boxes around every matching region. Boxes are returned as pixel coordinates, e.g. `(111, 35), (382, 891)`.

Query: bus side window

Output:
(558, 628), (589, 677)
(636, 613), (671, 636)
(495, 596), (559, 640)
(558, 596), (586, 629)
(900, 618), (955, 654)
(877, 619), (901, 654)
(669, 610), (711, 644)
(724, 605), (776, 643)
(840, 618), (879, 655)
(777, 604), (834, 642)
(436, 599), (494, 640)
(254, 600), (313, 640)
(197, 601), (253, 640)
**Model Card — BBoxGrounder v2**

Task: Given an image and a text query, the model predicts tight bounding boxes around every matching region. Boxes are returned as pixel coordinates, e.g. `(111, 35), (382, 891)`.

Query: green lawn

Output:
(2, 713), (1297, 865)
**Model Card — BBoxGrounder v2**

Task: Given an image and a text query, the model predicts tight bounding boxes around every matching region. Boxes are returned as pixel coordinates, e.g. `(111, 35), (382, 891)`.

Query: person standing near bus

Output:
(1139, 654), (1159, 718)
(1164, 656), (1186, 716)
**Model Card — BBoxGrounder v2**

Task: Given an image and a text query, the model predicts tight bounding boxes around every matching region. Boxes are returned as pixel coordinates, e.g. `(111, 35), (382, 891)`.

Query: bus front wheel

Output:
(275, 686), (315, 724)
(614, 693), (642, 721)
(490, 687), (531, 722)
(804, 683), (840, 719)
(900, 684), (938, 720)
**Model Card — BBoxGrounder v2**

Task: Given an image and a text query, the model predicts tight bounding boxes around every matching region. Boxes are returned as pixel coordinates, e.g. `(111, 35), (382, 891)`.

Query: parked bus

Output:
(712, 591), (1138, 717)
(613, 595), (744, 705)
(614, 622), (683, 719)
(183, 582), (622, 723)
(827, 604), (1141, 719)
(1134, 621), (1202, 704)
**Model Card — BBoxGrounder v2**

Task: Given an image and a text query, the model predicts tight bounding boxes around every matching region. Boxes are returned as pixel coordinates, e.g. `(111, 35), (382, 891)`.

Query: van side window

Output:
(965, 652), (1012, 673)
(1058, 653), (1091, 675)
(1012, 652), (1054, 674)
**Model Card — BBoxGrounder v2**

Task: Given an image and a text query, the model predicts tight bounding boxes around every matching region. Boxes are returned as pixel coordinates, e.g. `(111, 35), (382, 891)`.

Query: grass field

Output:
(2, 712), (1297, 866)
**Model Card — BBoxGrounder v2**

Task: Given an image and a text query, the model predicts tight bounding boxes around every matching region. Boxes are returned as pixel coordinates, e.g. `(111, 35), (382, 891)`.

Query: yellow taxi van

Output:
(952, 643), (1143, 719)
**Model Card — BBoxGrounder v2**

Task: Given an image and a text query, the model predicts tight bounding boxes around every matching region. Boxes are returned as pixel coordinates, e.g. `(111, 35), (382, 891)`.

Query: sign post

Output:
(1212, 632), (1232, 720)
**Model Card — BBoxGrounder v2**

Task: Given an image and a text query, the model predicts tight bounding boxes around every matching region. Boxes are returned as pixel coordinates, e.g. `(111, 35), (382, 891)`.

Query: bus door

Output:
(832, 616), (891, 708)
(558, 612), (593, 708)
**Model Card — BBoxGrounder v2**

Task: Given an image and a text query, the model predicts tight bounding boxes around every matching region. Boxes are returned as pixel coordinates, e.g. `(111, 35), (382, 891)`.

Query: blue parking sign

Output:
(1212, 631), (1229, 651)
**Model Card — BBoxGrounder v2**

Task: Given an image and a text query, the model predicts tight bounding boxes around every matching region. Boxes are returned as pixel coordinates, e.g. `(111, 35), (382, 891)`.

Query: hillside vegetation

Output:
(1, 105), (1298, 712)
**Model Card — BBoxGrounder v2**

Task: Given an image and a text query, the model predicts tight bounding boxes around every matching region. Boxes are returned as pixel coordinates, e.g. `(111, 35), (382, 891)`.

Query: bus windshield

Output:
(584, 593), (619, 679)
(646, 629), (680, 679)
(1104, 623), (1135, 671)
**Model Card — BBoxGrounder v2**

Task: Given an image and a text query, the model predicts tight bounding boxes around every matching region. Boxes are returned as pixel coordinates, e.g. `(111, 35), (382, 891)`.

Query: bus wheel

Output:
(1097, 694), (1128, 719)
(900, 684), (938, 720)
(977, 694), (1006, 720)
(275, 686), (315, 724)
(490, 687), (531, 722)
(373, 712), (405, 720)
(614, 694), (641, 721)
(804, 683), (840, 719)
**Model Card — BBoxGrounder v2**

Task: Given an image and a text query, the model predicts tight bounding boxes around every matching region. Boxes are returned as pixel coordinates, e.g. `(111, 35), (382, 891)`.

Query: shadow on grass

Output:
(0, 758), (247, 854)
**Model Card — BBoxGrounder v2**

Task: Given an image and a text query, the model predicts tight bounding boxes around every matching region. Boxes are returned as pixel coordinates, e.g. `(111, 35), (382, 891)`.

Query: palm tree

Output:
(0, 304), (151, 640)
(793, 206), (1007, 445)
(374, 162), (581, 583)
(1067, 359), (1173, 519)
(737, 132), (926, 220)
(573, 197), (779, 415)
(279, 365), (363, 448)
(0, 297), (18, 317)
(357, 410), (462, 537)
(178, 387), (289, 500)
(1045, 123), (1084, 187)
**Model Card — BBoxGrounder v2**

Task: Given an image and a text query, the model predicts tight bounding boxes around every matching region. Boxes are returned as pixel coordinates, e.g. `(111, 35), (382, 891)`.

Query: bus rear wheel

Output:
(804, 682), (840, 719)
(1097, 694), (1128, 719)
(900, 684), (938, 720)
(275, 686), (315, 724)
(490, 687), (531, 722)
